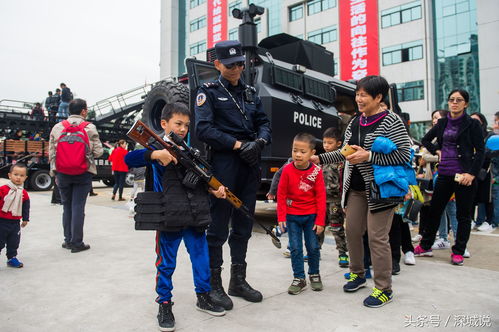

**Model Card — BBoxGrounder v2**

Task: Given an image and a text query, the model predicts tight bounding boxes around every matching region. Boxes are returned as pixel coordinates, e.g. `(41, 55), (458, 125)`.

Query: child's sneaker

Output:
(343, 273), (366, 292)
(414, 245), (433, 257)
(309, 274), (323, 291)
(271, 227), (282, 249)
(463, 249), (471, 258)
(7, 257), (23, 268)
(344, 267), (372, 280)
(157, 301), (175, 332)
(411, 234), (422, 243)
(196, 292), (226, 316)
(431, 238), (451, 250)
(288, 278), (307, 295)
(363, 287), (393, 308)
(451, 253), (464, 266)
(404, 251), (416, 265)
(282, 248), (291, 258)
(338, 254), (349, 268)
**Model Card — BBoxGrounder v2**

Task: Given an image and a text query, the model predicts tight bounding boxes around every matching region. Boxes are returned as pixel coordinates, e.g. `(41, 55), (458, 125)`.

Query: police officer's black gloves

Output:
(239, 138), (266, 167)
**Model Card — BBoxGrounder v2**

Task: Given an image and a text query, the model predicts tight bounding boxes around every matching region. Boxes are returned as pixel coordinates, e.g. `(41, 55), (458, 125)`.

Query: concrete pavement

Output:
(0, 183), (498, 331)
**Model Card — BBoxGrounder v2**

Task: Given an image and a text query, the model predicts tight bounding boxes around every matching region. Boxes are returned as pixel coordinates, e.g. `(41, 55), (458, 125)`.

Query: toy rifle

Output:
(126, 120), (280, 244)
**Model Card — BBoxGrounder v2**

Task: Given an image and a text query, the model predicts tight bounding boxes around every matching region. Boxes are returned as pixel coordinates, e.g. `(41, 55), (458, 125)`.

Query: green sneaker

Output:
(338, 254), (349, 268)
(309, 274), (323, 291)
(288, 278), (307, 295)
(363, 287), (393, 308)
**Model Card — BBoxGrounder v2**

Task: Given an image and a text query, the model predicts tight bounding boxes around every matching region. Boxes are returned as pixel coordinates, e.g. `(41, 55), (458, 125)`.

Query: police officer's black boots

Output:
(228, 263), (263, 302)
(209, 267), (233, 310)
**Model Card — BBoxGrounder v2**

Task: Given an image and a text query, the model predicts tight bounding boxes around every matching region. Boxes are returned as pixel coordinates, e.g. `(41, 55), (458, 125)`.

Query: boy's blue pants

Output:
(155, 227), (211, 303)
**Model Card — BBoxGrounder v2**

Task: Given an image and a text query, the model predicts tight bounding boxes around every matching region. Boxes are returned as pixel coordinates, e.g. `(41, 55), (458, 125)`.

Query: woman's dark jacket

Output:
(421, 113), (485, 177)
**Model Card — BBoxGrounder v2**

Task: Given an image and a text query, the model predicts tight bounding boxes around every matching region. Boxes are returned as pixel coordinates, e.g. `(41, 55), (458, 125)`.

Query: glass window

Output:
(229, 28), (238, 41)
(307, 0), (336, 16)
(190, 0), (206, 9)
(289, 4), (303, 22)
(381, 1), (421, 28)
(190, 16), (206, 32)
(397, 80), (424, 102)
(307, 26), (337, 45)
(229, 1), (242, 14)
(382, 41), (422, 65)
(190, 41), (206, 56)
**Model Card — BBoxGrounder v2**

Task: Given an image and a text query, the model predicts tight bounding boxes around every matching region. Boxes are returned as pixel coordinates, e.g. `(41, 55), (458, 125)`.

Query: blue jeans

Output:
(112, 171), (127, 197)
(287, 214), (320, 279)
(57, 102), (69, 120)
(155, 228), (210, 303)
(437, 201), (457, 239)
(493, 185), (499, 227)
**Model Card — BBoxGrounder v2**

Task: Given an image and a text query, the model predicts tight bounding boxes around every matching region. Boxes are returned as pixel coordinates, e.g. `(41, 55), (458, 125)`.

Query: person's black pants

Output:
(421, 175), (477, 255)
(390, 214), (415, 263)
(207, 151), (259, 268)
(112, 171), (127, 197)
(0, 219), (21, 259)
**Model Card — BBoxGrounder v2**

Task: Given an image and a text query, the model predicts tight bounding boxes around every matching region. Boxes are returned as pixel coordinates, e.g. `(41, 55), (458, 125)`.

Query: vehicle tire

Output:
(141, 80), (189, 136)
(29, 170), (53, 191)
(125, 173), (134, 187)
(102, 178), (115, 187)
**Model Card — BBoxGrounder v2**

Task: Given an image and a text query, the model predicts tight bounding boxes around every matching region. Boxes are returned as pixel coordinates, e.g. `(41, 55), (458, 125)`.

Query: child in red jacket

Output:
(0, 164), (30, 268)
(277, 133), (326, 295)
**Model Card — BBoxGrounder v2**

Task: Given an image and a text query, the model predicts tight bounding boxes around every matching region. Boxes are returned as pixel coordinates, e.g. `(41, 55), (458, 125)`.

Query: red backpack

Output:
(55, 120), (91, 175)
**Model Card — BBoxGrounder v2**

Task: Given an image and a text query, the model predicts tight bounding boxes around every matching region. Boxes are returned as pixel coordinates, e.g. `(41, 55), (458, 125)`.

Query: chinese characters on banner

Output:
(207, 0), (228, 48)
(339, 0), (379, 81)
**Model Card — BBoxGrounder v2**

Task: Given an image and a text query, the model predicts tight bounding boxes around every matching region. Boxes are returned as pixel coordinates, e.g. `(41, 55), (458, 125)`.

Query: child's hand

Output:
(266, 193), (275, 200)
(278, 221), (286, 231)
(310, 155), (320, 164)
(404, 191), (412, 201)
(313, 224), (325, 235)
(210, 186), (227, 199)
(21, 221), (28, 228)
(152, 149), (178, 166)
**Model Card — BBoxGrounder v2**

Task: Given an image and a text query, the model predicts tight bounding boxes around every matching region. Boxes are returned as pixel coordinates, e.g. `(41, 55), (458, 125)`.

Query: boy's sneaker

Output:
(392, 261), (400, 275)
(288, 278), (307, 295)
(451, 253), (464, 266)
(309, 274), (323, 291)
(338, 254), (349, 268)
(196, 292), (226, 317)
(431, 238), (451, 250)
(414, 245), (433, 257)
(157, 302), (175, 331)
(463, 249), (471, 258)
(282, 248), (291, 258)
(477, 222), (493, 232)
(343, 273), (367, 292)
(411, 234), (422, 243)
(7, 257), (23, 268)
(404, 251), (416, 265)
(363, 288), (393, 308)
(271, 227), (282, 249)
(344, 268), (372, 280)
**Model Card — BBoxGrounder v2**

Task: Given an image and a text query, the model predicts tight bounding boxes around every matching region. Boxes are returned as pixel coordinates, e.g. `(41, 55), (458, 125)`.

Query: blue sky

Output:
(0, 0), (160, 106)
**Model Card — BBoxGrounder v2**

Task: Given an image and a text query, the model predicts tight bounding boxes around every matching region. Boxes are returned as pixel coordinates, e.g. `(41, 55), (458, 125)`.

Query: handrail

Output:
(0, 99), (35, 113)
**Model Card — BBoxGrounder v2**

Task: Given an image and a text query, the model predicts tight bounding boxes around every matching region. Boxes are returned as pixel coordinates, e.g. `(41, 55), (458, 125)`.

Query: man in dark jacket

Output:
(57, 83), (73, 120)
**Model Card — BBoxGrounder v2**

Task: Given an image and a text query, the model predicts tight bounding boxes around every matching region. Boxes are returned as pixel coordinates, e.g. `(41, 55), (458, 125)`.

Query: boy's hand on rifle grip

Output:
(152, 149), (178, 166)
(210, 185), (227, 199)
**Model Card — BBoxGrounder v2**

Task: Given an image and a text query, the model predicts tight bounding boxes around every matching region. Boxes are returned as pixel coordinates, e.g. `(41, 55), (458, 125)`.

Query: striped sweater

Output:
(319, 112), (412, 211)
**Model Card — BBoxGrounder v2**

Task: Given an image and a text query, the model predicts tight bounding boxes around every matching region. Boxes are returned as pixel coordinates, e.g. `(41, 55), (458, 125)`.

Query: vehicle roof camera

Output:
(232, 3), (265, 24)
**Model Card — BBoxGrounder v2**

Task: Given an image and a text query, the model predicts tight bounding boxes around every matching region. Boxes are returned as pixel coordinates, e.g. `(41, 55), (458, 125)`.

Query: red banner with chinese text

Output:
(339, 0), (379, 81)
(207, 0), (228, 48)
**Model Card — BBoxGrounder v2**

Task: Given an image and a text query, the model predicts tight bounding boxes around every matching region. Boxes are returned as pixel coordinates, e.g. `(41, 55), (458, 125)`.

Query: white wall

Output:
(160, 0), (178, 79)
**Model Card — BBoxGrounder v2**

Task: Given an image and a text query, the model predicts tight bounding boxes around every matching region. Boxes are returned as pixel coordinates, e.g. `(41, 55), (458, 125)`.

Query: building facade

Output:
(160, 0), (499, 130)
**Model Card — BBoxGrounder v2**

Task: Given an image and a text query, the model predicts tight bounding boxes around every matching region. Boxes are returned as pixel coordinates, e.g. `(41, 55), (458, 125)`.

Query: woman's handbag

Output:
(368, 180), (404, 205)
(403, 199), (423, 223)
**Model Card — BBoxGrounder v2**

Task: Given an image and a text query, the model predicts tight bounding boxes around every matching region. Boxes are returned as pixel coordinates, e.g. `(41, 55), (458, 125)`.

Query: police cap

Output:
(215, 40), (245, 65)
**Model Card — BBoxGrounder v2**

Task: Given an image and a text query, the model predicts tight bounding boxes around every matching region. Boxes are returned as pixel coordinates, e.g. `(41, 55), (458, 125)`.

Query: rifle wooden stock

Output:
(126, 120), (280, 244)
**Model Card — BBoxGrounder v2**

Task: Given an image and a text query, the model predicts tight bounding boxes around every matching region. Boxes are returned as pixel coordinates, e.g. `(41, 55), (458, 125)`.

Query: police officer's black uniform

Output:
(195, 40), (271, 310)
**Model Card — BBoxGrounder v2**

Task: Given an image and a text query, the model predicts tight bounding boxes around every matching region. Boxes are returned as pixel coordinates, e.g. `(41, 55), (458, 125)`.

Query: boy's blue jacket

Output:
(125, 149), (164, 192)
(371, 136), (417, 198)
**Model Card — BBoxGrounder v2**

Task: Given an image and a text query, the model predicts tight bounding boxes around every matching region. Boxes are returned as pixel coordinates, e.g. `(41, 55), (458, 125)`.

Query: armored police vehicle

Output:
(141, 4), (358, 199)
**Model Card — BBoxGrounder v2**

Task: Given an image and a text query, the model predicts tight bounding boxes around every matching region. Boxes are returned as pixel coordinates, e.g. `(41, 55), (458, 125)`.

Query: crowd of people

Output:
(1, 39), (498, 332)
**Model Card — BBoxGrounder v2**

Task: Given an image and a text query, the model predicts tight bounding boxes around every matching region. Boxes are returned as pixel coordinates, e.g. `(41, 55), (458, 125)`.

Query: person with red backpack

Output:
(49, 98), (103, 253)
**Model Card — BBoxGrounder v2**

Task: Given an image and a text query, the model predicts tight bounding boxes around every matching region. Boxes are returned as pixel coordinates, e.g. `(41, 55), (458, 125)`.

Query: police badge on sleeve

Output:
(196, 93), (206, 106)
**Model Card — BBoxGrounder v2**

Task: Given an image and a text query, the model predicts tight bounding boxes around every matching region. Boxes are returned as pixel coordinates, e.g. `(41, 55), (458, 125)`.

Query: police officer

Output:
(195, 40), (271, 310)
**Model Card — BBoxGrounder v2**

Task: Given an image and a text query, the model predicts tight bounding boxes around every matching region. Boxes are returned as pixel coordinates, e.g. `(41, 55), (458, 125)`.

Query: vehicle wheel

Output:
(142, 81), (189, 136)
(29, 170), (53, 191)
(125, 173), (134, 187)
(102, 178), (115, 187)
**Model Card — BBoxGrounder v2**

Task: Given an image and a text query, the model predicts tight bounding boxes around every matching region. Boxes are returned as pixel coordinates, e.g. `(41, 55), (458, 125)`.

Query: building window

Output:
(381, 1), (421, 28)
(308, 26), (337, 45)
(397, 80), (424, 101)
(229, 28), (238, 40)
(229, 1), (242, 14)
(189, 16), (206, 32)
(382, 40), (423, 65)
(289, 4), (303, 21)
(189, 0), (206, 9)
(308, 0), (336, 16)
(190, 41), (206, 56)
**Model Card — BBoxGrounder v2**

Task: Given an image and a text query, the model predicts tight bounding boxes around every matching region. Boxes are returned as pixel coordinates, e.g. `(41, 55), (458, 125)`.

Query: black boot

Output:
(209, 267), (233, 310)
(157, 302), (175, 332)
(228, 263), (263, 303)
(196, 292), (226, 316)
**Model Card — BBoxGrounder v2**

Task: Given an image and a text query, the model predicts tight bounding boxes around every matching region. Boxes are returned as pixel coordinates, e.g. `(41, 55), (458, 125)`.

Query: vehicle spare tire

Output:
(141, 80), (190, 136)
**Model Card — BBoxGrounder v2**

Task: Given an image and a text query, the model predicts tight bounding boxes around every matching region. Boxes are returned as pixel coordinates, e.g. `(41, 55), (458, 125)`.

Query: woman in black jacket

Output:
(415, 89), (485, 265)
